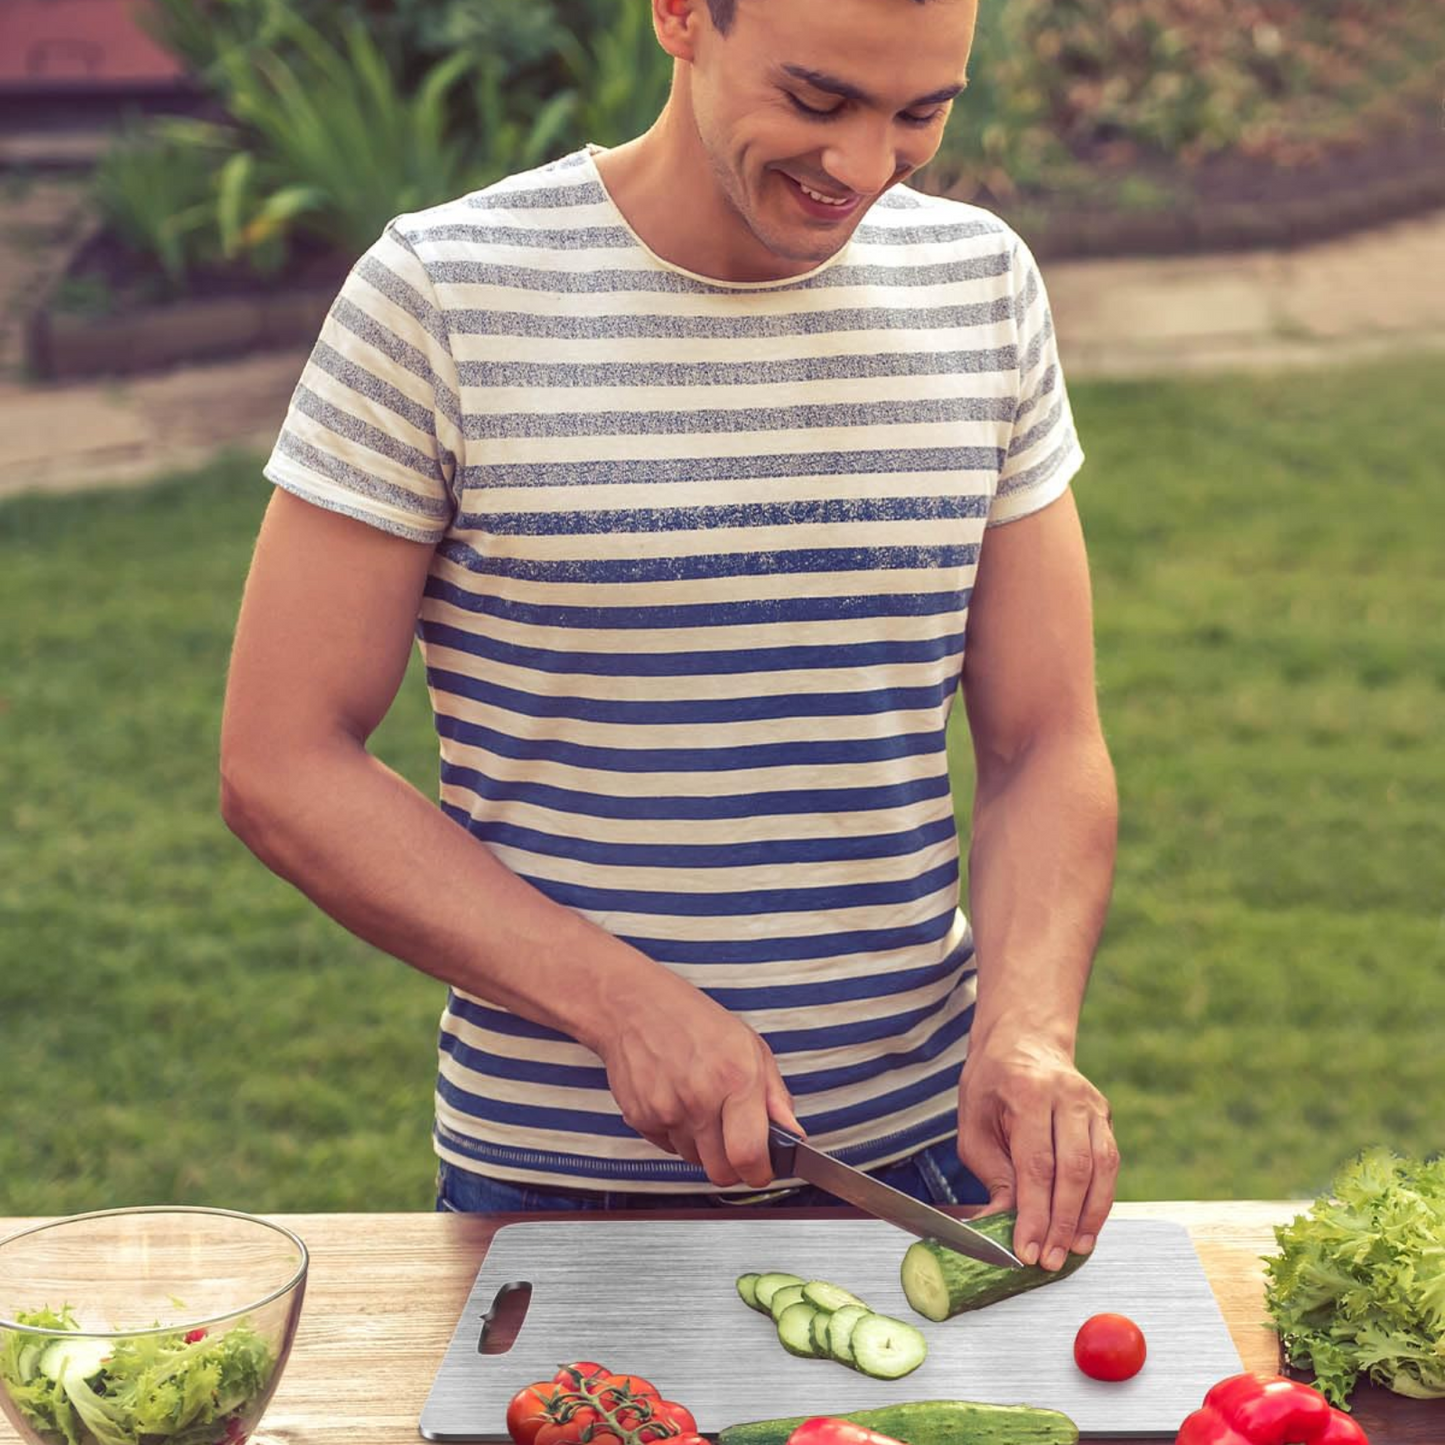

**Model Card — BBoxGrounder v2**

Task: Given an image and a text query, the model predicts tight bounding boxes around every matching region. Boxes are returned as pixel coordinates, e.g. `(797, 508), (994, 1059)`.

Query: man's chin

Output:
(747, 218), (854, 271)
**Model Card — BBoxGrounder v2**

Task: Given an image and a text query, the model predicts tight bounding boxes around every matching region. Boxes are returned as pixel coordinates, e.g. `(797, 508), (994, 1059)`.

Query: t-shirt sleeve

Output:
(988, 235), (1086, 527)
(262, 220), (462, 543)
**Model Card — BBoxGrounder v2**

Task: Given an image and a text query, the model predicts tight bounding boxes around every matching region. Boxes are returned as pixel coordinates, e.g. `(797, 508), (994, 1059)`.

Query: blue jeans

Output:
(435, 1136), (987, 1213)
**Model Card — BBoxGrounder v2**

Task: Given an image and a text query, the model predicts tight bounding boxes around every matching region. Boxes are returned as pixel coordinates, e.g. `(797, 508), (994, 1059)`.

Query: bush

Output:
(87, 0), (1445, 289)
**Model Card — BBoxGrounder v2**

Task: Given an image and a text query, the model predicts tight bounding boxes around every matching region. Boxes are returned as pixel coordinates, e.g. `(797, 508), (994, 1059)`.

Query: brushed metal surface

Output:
(419, 1217), (1241, 1441)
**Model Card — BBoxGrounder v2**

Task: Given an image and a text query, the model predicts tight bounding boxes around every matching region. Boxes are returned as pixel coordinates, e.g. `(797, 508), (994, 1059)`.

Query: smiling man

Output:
(222, 0), (1119, 1275)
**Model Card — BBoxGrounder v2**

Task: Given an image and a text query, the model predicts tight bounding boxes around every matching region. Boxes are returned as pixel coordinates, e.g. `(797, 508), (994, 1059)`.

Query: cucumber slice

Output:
(736, 1272), (762, 1311)
(825, 1303), (870, 1366)
(38, 1339), (111, 1384)
(775, 1300), (823, 1358)
(847, 1313), (928, 1380)
(752, 1272), (805, 1311)
(15, 1341), (43, 1382)
(802, 1280), (871, 1313)
(768, 1283), (808, 1322)
(810, 1309), (832, 1355)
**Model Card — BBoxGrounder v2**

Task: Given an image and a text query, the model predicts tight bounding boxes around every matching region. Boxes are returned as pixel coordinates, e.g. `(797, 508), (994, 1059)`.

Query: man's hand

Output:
(955, 1028), (1118, 1270)
(588, 972), (804, 1190)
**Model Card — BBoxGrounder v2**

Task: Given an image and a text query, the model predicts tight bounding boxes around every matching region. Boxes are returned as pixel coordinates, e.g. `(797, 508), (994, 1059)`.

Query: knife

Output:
(767, 1123), (1024, 1269)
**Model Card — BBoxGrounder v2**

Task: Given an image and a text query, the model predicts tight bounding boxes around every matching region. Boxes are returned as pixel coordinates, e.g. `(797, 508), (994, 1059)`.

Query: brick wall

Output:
(0, 0), (188, 91)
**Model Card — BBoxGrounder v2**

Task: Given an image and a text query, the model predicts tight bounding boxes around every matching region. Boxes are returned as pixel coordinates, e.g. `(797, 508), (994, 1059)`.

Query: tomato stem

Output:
(542, 1377), (683, 1445)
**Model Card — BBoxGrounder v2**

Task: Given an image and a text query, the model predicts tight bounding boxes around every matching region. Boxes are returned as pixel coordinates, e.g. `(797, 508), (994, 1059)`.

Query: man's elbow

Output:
(218, 735), (290, 861)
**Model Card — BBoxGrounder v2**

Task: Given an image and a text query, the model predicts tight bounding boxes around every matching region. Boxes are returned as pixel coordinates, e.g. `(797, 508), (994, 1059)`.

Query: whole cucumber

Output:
(718, 1400), (1079, 1445)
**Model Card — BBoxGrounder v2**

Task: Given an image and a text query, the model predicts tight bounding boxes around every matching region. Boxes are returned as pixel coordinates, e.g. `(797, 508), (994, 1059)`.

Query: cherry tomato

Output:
(1073, 1312), (1147, 1381)
(553, 1362), (609, 1388)
(535, 1418), (600, 1445)
(670, 1436), (709, 1445)
(594, 1374), (662, 1408)
(650, 1402), (698, 1436)
(506, 1382), (561, 1445)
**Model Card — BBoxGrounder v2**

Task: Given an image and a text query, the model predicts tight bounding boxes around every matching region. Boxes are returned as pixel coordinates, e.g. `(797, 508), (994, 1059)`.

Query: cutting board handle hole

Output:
(478, 1281), (533, 1354)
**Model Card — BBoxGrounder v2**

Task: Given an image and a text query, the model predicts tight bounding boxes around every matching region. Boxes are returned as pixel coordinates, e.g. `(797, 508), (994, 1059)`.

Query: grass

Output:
(2, 354), (1442, 1215)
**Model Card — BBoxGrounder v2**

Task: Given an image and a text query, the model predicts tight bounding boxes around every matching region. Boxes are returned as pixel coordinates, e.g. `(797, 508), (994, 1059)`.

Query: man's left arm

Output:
(957, 485), (1120, 1271)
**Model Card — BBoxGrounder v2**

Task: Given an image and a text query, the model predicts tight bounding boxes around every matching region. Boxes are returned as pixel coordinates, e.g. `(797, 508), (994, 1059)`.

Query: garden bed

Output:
(962, 100), (1445, 261)
(26, 220), (352, 381)
(24, 101), (1445, 383)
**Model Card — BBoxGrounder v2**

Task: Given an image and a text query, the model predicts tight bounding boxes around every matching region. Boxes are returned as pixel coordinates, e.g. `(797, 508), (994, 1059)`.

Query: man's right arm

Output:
(219, 488), (801, 1186)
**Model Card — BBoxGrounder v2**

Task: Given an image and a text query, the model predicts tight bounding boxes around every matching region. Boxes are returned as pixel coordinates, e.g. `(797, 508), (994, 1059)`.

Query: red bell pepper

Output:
(1176, 1373), (1369, 1445)
(785, 1421), (904, 1445)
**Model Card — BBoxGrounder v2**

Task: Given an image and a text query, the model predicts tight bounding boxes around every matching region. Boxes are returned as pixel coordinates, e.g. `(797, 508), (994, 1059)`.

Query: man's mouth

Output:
(780, 172), (863, 219)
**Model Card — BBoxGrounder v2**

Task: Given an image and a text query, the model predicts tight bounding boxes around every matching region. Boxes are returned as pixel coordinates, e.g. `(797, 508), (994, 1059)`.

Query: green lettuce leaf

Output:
(1264, 1148), (1445, 1407)
(0, 1309), (276, 1445)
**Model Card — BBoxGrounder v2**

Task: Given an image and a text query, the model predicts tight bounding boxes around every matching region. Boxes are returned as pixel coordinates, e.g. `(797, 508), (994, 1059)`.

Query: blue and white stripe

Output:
(264, 145), (1084, 1189)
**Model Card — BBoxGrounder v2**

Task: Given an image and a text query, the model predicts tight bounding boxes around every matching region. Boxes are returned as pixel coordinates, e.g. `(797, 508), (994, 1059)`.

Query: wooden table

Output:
(0, 1204), (1433, 1444)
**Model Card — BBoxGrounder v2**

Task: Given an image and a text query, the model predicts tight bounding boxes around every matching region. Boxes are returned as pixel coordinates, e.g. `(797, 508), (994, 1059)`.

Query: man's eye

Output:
(901, 108), (944, 127)
(787, 93), (842, 119)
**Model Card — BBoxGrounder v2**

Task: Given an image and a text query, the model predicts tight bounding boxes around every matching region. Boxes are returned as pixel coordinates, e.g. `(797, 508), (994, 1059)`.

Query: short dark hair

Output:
(706, 0), (929, 33)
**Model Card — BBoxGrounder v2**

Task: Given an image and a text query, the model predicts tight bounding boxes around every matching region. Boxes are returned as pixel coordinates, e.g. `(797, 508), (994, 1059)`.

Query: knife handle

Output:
(767, 1122), (802, 1176)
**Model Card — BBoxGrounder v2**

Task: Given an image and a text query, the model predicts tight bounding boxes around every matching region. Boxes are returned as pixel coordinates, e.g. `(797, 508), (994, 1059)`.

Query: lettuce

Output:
(0, 1307), (275, 1445)
(1263, 1148), (1445, 1407)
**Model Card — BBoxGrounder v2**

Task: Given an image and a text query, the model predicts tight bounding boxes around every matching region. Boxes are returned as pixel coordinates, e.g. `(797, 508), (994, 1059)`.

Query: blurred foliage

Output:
(930, 0), (1445, 201)
(78, 0), (1445, 291)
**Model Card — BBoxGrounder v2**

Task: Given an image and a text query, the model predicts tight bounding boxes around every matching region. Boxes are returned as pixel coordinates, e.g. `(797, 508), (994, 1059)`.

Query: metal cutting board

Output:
(420, 1217), (1242, 1441)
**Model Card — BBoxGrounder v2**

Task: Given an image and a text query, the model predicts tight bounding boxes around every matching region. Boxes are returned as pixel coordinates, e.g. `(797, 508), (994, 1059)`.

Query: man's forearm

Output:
(219, 737), (667, 1053)
(965, 724), (1118, 1050)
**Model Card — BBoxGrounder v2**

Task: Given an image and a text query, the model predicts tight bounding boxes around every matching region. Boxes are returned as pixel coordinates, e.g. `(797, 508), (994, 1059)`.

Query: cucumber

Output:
(801, 1279), (870, 1313)
(736, 1272), (762, 1311)
(809, 1308), (832, 1355)
(15, 1340), (43, 1381)
(718, 1400), (1080, 1445)
(38, 1339), (111, 1384)
(768, 1283), (808, 1322)
(775, 1300), (823, 1358)
(900, 1211), (1091, 1321)
(847, 1312), (928, 1379)
(824, 1302), (870, 1366)
(751, 1271), (805, 1311)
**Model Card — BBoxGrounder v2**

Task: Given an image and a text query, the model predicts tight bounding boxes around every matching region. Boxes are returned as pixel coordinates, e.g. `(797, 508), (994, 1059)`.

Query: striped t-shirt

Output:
(263, 145), (1085, 1191)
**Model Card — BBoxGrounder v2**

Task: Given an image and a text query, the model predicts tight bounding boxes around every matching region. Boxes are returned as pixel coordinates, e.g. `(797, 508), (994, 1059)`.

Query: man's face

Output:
(681, 0), (977, 275)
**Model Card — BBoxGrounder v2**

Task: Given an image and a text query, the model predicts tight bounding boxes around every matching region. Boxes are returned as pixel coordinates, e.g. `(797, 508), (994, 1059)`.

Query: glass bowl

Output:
(0, 1206), (307, 1445)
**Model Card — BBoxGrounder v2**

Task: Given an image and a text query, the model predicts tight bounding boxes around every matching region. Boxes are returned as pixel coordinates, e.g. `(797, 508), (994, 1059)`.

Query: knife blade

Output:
(767, 1124), (1024, 1269)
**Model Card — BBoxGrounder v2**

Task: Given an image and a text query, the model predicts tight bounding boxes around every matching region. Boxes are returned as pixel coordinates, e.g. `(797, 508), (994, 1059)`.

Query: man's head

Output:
(650, 0), (976, 277)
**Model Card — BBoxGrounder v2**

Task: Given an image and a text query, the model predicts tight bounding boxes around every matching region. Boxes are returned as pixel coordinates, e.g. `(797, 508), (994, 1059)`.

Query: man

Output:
(221, 0), (1119, 1274)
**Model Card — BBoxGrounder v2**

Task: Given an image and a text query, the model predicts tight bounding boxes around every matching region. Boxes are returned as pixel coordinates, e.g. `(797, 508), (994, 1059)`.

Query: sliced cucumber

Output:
(809, 1309), (832, 1355)
(38, 1339), (111, 1384)
(776, 1301), (823, 1359)
(847, 1313), (929, 1380)
(825, 1303), (871, 1366)
(751, 1271), (805, 1311)
(15, 1341), (43, 1382)
(801, 1280), (870, 1313)
(768, 1283), (808, 1322)
(736, 1272), (762, 1311)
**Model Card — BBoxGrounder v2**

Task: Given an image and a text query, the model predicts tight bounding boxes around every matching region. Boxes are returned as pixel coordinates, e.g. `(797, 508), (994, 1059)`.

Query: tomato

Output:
(649, 1402), (697, 1436)
(535, 1419), (598, 1445)
(1073, 1312), (1148, 1381)
(670, 1436), (709, 1445)
(506, 1382), (562, 1445)
(595, 1374), (660, 1402)
(553, 1362), (609, 1388)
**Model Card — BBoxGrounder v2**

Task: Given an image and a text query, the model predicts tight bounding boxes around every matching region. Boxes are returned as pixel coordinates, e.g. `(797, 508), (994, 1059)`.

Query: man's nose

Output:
(820, 117), (905, 198)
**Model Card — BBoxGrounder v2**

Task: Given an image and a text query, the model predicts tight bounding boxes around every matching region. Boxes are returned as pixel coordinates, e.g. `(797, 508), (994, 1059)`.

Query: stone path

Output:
(2, 169), (1443, 501)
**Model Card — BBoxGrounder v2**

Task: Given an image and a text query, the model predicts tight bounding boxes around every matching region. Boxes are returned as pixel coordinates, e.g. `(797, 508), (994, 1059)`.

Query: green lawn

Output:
(2, 354), (1441, 1215)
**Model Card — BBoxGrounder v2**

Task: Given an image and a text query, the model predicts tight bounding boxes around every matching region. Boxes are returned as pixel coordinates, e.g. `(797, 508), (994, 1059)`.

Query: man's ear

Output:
(651, 0), (708, 63)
